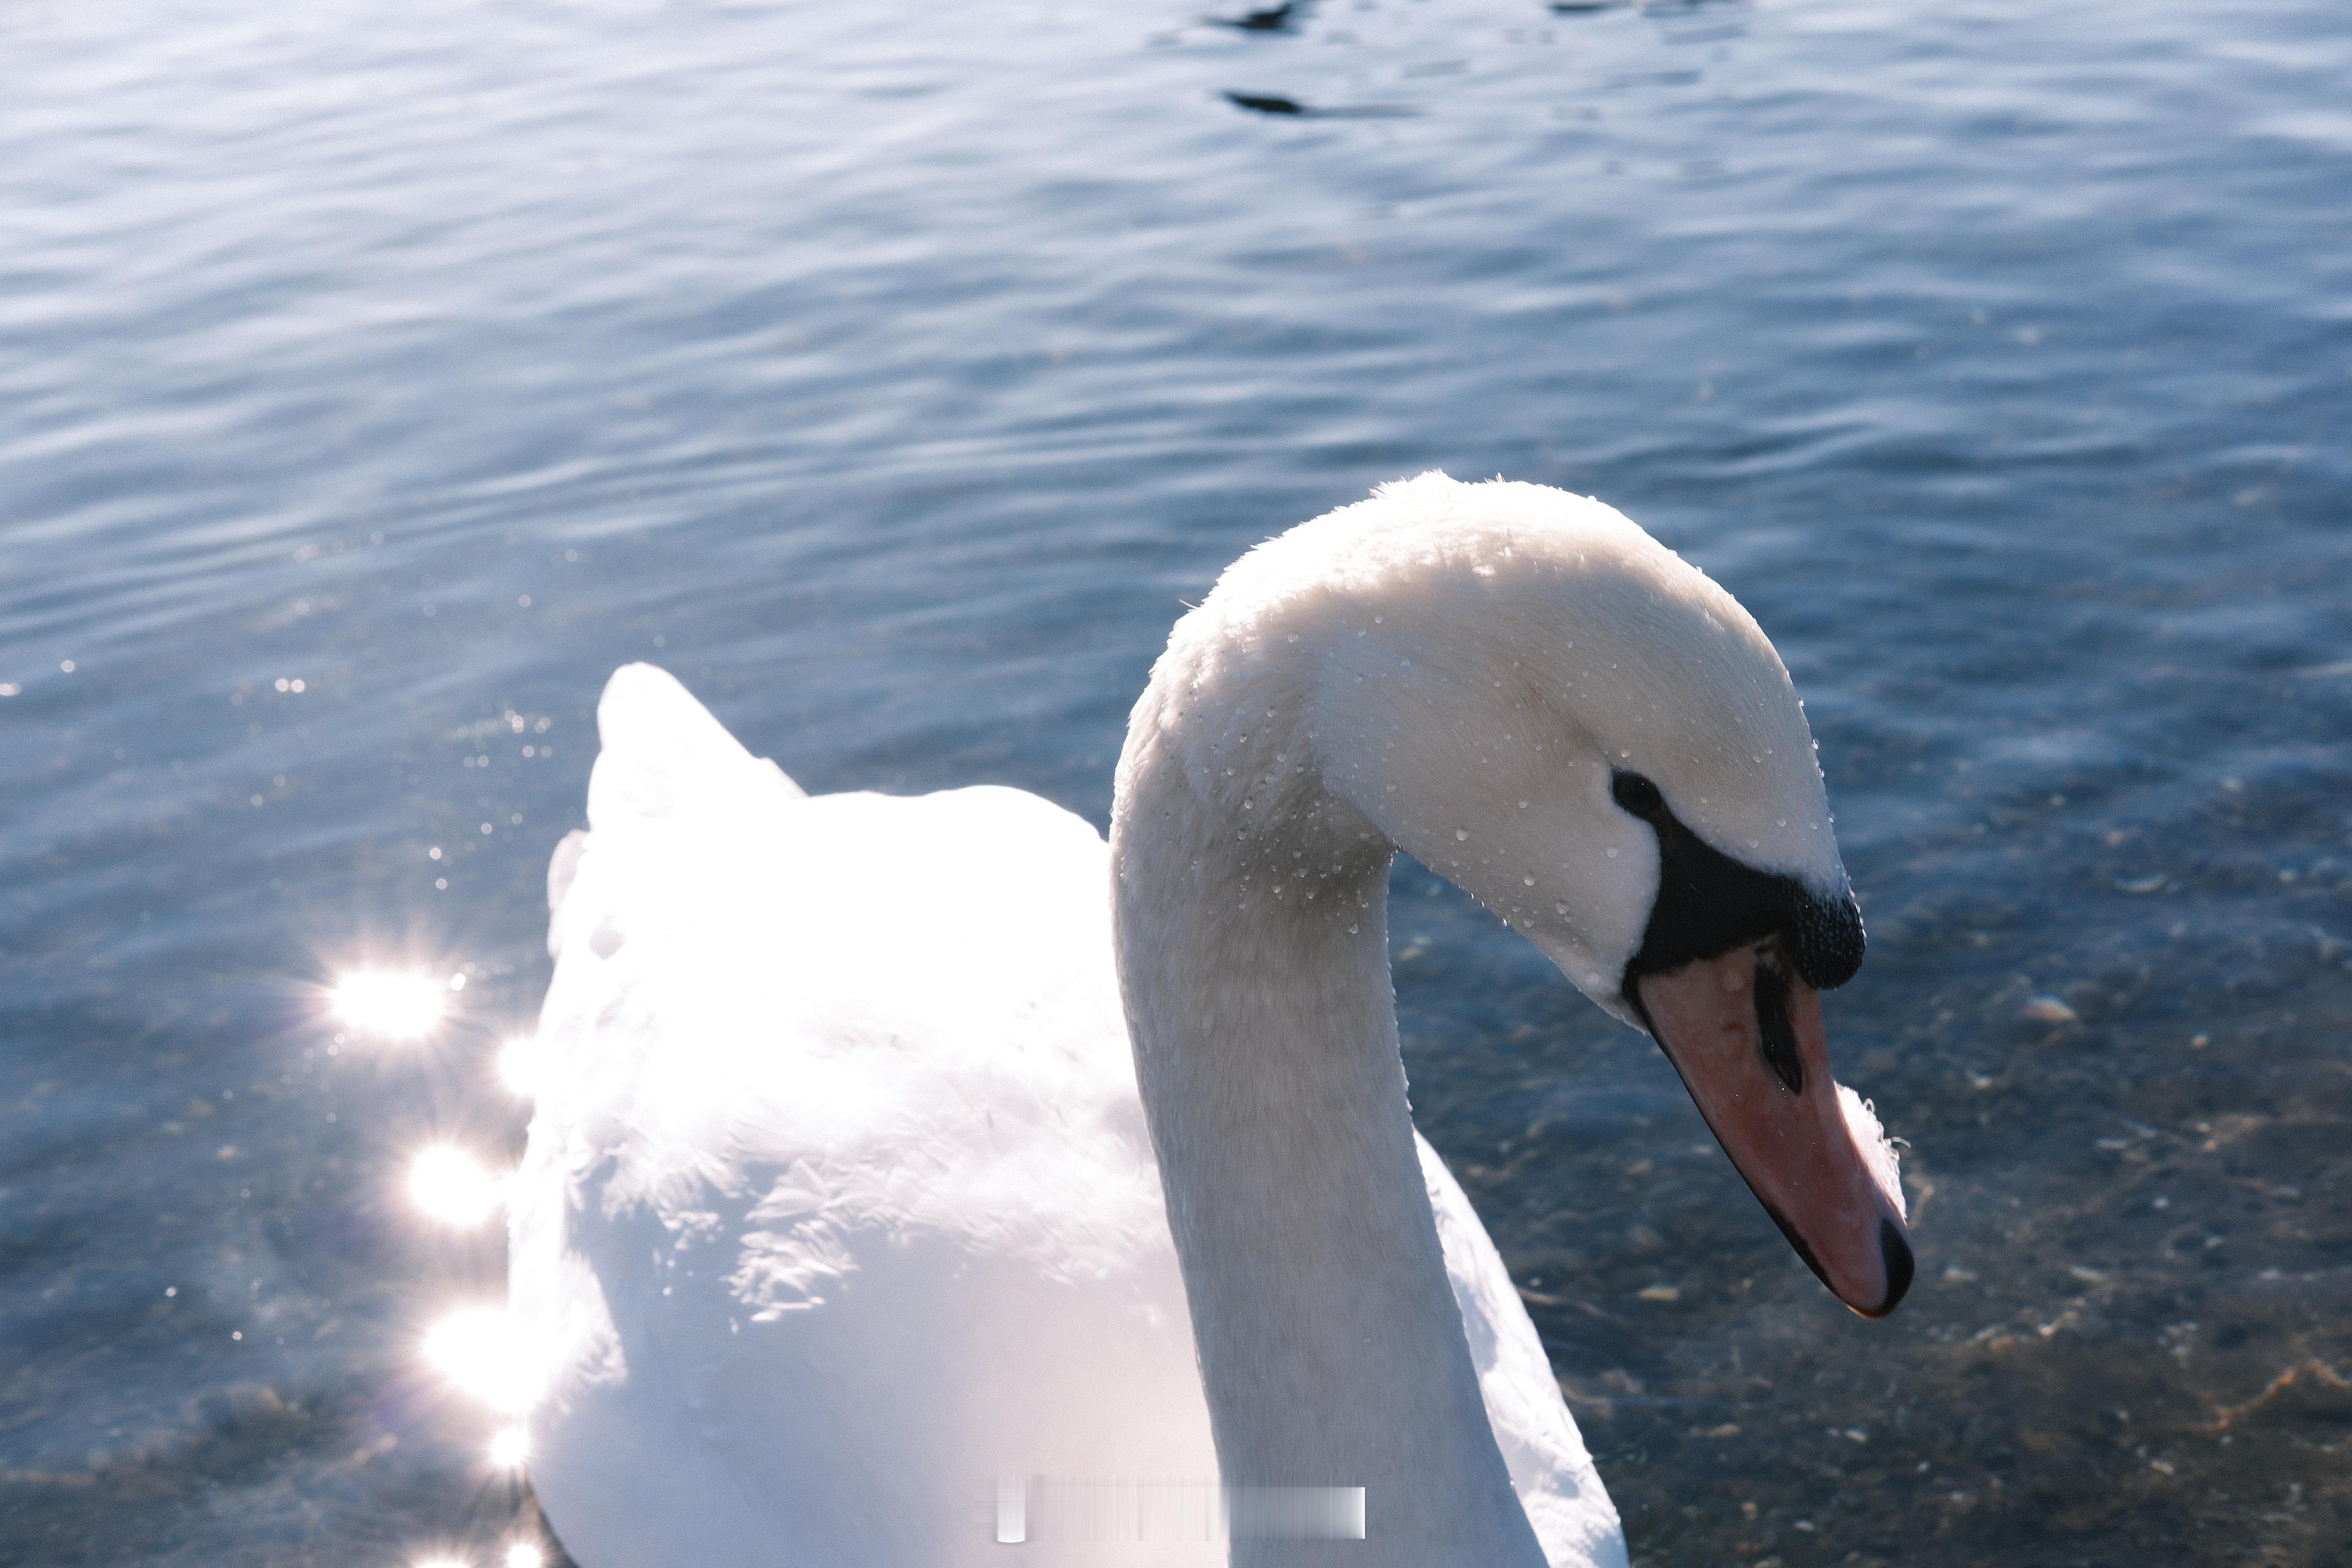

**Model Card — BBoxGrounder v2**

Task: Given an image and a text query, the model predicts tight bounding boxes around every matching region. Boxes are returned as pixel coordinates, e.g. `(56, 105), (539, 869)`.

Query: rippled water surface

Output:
(4, 1), (2349, 1562)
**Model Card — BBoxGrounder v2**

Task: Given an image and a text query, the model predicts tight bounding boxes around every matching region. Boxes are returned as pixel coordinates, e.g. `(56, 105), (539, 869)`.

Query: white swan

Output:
(502, 473), (1912, 1568)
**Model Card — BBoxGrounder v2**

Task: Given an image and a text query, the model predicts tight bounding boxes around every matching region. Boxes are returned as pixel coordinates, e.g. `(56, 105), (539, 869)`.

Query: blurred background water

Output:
(3, 0), (2348, 1562)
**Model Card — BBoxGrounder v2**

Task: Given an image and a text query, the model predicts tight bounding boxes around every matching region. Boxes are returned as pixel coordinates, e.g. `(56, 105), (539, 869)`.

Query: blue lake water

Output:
(4, 0), (2348, 1562)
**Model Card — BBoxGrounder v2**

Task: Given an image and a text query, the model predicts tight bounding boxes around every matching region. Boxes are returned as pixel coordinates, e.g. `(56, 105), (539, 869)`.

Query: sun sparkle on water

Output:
(423, 1306), (544, 1414)
(496, 1036), (541, 1097)
(408, 1145), (507, 1226)
(488, 1423), (530, 1469)
(333, 967), (449, 1039)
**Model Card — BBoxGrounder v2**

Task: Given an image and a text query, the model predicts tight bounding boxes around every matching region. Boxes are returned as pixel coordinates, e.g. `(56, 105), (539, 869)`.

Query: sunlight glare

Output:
(334, 968), (448, 1039)
(407, 1145), (507, 1226)
(496, 1036), (541, 1098)
(505, 1544), (545, 1568)
(423, 1306), (544, 1413)
(488, 1423), (531, 1470)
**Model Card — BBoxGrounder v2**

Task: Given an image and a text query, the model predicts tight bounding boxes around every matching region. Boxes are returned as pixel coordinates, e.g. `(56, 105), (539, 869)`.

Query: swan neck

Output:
(1112, 709), (1545, 1567)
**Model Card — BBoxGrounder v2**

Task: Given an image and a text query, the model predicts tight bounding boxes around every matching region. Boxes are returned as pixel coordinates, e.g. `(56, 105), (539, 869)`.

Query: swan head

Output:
(1174, 472), (1912, 1316)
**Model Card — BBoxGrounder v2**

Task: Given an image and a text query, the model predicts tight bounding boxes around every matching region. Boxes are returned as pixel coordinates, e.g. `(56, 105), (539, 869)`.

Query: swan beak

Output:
(1632, 945), (1913, 1317)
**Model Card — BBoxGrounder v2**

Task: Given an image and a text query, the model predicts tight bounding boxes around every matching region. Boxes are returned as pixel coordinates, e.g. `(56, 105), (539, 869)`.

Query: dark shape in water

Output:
(1551, 0), (1744, 12)
(1222, 90), (1416, 119)
(1226, 90), (1306, 115)
(1208, 1), (1307, 31)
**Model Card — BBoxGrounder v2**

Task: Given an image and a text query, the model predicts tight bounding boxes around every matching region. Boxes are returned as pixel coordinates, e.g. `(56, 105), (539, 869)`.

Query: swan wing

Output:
(1422, 1137), (1630, 1568)
(511, 666), (1219, 1566)
(514, 666), (1623, 1567)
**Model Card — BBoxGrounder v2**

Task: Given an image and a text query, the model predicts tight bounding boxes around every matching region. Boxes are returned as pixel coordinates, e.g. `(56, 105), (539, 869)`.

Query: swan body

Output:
(506, 473), (1909, 1568)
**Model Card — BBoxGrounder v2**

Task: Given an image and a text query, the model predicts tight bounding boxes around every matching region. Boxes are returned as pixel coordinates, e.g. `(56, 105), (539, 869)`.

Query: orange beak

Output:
(1633, 942), (1913, 1317)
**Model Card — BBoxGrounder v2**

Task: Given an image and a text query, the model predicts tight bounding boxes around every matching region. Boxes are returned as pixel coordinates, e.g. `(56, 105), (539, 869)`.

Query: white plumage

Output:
(511, 663), (1618, 1565)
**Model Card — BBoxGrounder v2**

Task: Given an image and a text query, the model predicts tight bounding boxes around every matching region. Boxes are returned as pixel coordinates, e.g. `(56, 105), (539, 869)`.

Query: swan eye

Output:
(1610, 771), (1664, 818)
